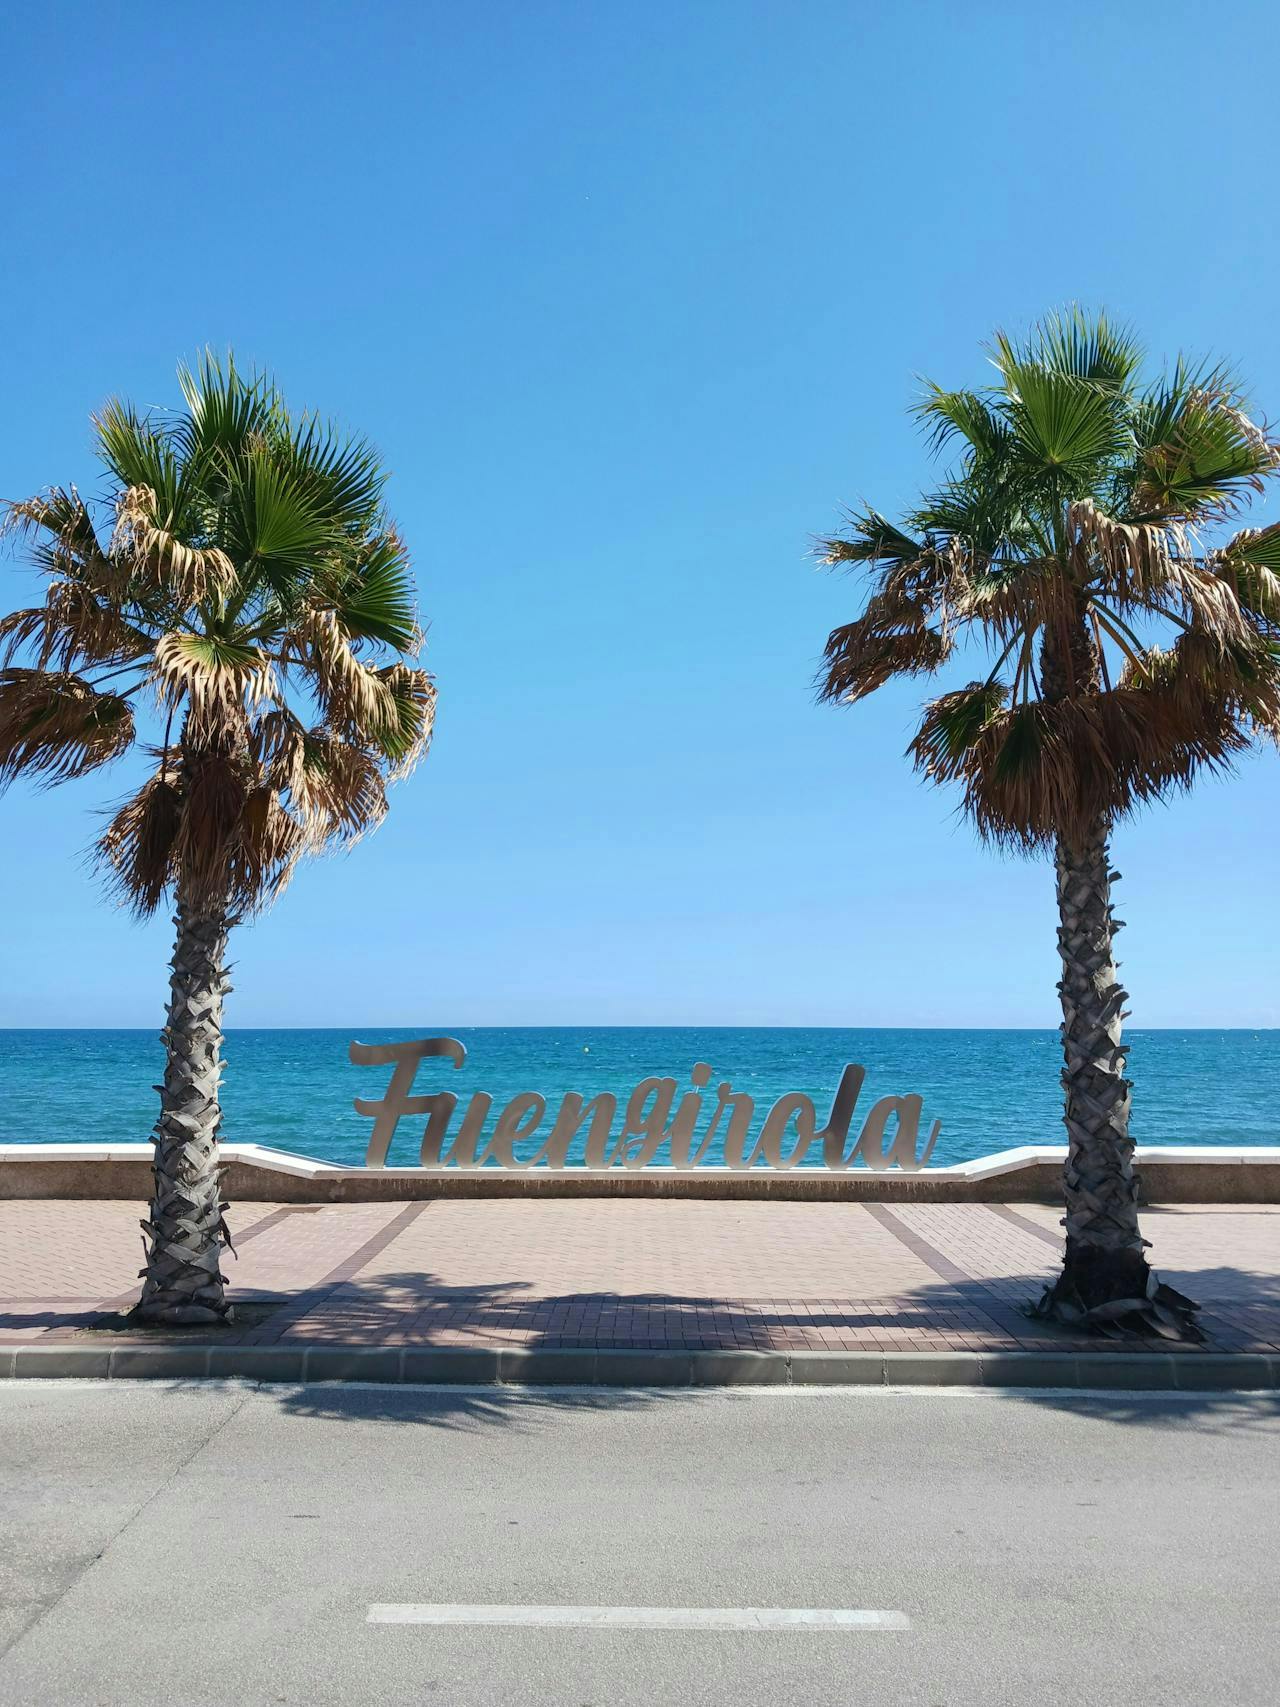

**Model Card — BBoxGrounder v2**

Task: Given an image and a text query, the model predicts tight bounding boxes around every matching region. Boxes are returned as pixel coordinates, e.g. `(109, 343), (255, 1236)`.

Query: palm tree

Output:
(816, 310), (1280, 1338)
(2, 355), (435, 1323)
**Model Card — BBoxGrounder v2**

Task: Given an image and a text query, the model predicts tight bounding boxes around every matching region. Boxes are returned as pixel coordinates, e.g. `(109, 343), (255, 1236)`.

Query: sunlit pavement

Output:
(1, 1381), (1277, 1705)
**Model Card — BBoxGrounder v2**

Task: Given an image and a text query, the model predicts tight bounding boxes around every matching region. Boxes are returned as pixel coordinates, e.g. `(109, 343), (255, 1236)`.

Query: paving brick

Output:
(3, 1200), (1279, 1384)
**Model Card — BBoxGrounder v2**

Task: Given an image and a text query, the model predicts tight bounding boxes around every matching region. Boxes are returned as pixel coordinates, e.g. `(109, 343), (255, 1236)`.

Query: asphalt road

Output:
(0, 1380), (1276, 1706)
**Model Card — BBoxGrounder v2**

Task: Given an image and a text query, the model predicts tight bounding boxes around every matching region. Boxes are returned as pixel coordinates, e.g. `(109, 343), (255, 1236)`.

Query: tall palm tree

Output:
(2, 355), (435, 1323)
(815, 310), (1280, 1338)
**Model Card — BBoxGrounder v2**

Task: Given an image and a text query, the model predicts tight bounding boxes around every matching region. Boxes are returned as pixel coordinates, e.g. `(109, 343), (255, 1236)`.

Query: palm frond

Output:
(818, 509), (927, 571)
(112, 486), (236, 606)
(1217, 523), (1280, 630)
(318, 529), (420, 652)
(819, 610), (950, 704)
(151, 632), (276, 741)
(97, 766), (183, 915)
(93, 402), (187, 524)
(999, 307), (1143, 393)
(0, 669), (135, 788)
(1000, 361), (1130, 479)
(1131, 383), (1279, 520)
(914, 386), (1010, 459)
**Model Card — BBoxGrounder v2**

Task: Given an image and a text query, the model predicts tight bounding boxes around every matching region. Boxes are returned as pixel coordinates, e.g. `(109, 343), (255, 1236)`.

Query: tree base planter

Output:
(1033, 1244), (1204, 1341)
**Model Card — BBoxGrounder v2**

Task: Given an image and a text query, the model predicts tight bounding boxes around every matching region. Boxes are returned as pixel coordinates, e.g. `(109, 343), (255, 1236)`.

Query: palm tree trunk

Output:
(135, 893), (234, 1324)
(1037, 820), (1200, 1337)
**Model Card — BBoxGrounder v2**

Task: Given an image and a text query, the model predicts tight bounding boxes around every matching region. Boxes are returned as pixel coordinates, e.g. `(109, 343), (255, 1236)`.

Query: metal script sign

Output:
(350, 1037), (942, 1172)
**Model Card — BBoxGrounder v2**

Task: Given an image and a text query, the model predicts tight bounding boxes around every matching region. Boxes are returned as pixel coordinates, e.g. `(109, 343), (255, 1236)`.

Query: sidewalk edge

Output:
(3, 1344), (1277, 1391)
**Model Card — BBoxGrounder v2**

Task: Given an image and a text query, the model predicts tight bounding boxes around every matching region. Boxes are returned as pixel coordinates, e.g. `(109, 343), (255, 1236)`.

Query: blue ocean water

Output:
(0, 1028), (1275, 1167)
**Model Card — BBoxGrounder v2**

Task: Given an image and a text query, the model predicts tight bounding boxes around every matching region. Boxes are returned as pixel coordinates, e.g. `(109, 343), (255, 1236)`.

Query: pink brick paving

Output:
(1, 1198), (1278, 1354)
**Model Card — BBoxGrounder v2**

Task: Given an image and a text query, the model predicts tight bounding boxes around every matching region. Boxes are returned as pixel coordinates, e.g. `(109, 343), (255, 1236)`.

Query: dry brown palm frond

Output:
(4, 488), (132, 602)
(250, 706), (310, 795)
(288, 607), (395, 735)
(290, 729), (389, 847)
(167, 744), (255, 912)
(819, 619), (949, 704)
(950, 557), (1073, 647)
(909, 673), (1264, 850)
(151, 632), (277, 741)
(97, 767), (183, 915)
(0, 608), (53, 666)
(111, 486), (236, 607)
(233, 786), (306, 906)
(0, 582), (152, 672)
(1216, 524), (1280, 632)
(1119, 629), (1280, 744)
(1068, 499), (1251, 644)
(0, 669), (135, 787)
(373, 662), (436, 777)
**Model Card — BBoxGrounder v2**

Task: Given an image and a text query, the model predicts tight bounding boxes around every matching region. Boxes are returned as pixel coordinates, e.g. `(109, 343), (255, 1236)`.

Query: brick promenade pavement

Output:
(2, 1198), (1278, 1355)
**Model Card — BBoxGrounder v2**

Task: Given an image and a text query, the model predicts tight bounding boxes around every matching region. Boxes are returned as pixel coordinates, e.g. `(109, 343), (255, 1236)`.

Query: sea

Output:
(0, 1027), (1275, 1168)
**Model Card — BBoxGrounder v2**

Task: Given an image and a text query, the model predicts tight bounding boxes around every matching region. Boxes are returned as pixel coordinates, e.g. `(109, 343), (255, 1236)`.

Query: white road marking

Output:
(367, 1603), (910, 1631)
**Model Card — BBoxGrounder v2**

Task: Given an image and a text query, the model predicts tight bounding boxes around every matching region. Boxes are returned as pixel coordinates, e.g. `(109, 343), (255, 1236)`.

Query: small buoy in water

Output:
(583, 1046), (590, 1053)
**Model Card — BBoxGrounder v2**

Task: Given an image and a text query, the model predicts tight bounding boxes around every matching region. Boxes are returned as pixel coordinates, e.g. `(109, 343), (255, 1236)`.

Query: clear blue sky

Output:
(3, 0), (1278, 1028)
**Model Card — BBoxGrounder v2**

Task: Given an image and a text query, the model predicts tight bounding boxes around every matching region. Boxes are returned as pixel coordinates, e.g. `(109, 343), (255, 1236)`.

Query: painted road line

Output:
(367, 1604), (910, 1631)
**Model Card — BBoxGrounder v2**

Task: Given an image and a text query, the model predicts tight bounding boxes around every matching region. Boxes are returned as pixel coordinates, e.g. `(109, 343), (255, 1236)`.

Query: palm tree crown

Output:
(2, 353), (435, 916)
(818, 310), (1280, 847)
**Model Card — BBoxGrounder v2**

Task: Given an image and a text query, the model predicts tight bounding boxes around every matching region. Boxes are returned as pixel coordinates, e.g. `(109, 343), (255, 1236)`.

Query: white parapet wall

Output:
(1, 1142), (1279, 1202)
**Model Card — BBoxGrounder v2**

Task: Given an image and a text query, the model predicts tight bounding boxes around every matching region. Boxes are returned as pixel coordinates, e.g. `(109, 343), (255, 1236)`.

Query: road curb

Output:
(3, 1344), (1278, 1390)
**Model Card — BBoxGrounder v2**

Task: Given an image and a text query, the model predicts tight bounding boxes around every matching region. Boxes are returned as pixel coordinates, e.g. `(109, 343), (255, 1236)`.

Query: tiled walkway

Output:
(2, 1199), (1278, 1354)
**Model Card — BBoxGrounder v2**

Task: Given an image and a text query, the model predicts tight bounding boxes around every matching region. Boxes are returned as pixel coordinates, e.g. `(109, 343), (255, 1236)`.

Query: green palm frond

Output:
(999, 307), (1144, 392)
(818, 509), (927, 570)
(915, 386), (1010, 459)
(9, 352), (426, 916)
(324, 530), (419, 651)
(94, 400), (189, 525)
(818, 308), (1280, 848)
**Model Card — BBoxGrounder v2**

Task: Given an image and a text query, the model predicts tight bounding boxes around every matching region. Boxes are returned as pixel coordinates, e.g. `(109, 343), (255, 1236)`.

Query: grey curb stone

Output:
(593, 1350), (692, 1387)
(304, 1347), (403, 1383)
(0, 1344), (1275, 1389)
(980, 1354), (1081, 1388)
(1172, 1353), (1275, 1390)
(110, 1346), (212, 1380)
(207, 1346), (305, 1382)
(790, 1352), (885, 1385)
(498, 1348), (598, 1385)
(402, 1347), (502, 1384)
(15, 1345), (112, 1379)
(882, 1352), (975, 1386)
(1073, 1354), (1178, 1390)
(690, 1350), (788, 1386)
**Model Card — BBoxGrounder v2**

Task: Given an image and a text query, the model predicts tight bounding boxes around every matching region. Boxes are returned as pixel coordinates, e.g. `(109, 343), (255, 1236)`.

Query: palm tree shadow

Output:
(247, 1263), (1280, 1433)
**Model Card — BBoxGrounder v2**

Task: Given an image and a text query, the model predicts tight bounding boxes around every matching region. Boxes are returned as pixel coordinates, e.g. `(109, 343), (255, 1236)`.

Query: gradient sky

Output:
(3, 0), (1278, 1029)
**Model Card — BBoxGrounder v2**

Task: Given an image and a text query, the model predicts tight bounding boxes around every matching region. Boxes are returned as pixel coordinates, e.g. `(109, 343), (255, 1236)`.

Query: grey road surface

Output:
(0, 1380), (1276, 1706)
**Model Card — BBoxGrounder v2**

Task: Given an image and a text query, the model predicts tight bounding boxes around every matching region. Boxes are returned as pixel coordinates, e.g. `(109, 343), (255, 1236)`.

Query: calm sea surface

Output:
(1, 1028), (1276, 1167)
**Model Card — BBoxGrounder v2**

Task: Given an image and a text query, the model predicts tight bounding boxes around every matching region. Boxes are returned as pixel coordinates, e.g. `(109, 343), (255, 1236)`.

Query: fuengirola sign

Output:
(350, 1037), (942, 1172)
